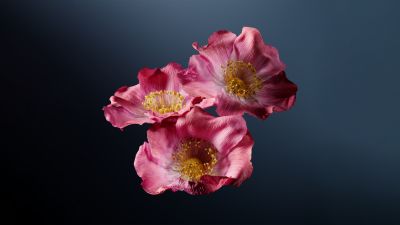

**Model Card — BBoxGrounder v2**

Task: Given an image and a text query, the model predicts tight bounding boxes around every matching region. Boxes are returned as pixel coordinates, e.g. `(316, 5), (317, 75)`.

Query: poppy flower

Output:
(103, 63), (212, 129)
(179, 27), (297, 119)
(134, 107), (253, 195)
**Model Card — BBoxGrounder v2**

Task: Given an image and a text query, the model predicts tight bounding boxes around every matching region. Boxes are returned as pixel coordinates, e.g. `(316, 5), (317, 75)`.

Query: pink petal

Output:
(255, 71), (297, 114)
(232, 27), (285, 78)
(214, 132), (254, 186)
(192, 30), (237, 80)
(215, 93), (246, 116)
(103, 85), (153, 128)
(134, 142), (182, 195)
(215, 93), (271, 119)
(176, 107), (248, 157)
(180, 30), (237, 99)
(215, 71), (297, 119)
(146, 118), (180, 167)
(184, 176), (235, 195)
(138, 63), (182, 93)
(179, 56), (223, 98)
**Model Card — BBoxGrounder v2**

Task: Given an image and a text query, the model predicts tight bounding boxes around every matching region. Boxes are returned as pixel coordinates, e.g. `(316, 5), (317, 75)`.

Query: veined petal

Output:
(176, 107), (248, 157)
(232, 27), (285, 78)
(256, 71), (297, 113)
(192, 30), (237, 80)
(180, 56), (223, 98)
(134, 142), (182, 195)
(214, 132), (254, 186)
(146, 118), (180, 167)
(103, 84), (153, 128)
(215, 93), (246, 116)
(138, 63), (183, 93)
(184, 176), (234, 195)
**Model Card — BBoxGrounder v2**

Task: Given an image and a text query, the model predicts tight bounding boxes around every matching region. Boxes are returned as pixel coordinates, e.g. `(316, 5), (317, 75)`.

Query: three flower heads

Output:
(103, 27), (297, 195)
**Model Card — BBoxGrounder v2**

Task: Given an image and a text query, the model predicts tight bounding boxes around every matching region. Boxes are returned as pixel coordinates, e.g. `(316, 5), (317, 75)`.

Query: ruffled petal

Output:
(134, 142), (182, 195)
(184, 176), (234, 195)
(179, 57), (223, 98)
(192, 30), (237, 80)
(215, 93), (270, 119)
(138, 63), (182, 93)
(214, 132), (254, 186)
(176, 107), (247, 157)
(232, 27), (285, 78)
(180, 30), (237, 99)
(146, 118), (180, 167)
(255, 71), (297, 113)
(215, 93), (246, 116)
(103, 85), (153, 128)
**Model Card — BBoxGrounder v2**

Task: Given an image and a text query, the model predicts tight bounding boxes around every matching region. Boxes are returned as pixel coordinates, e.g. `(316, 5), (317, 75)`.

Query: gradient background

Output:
(6, 0), (400, 224)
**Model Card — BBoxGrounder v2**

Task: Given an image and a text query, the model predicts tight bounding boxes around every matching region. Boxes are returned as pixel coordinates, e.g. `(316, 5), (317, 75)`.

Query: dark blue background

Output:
(6, 0), (400, 224)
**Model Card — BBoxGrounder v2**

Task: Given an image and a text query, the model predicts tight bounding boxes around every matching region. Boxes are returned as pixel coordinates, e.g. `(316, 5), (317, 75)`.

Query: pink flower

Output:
(103, 63), (212, 129)
(179, 27), (297, 119)
(134, 107), (253, 195)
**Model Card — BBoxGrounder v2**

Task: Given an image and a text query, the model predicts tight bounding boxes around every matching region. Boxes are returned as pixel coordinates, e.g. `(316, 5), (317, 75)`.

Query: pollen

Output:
(142, 90), (184, 114)
(172, 138), (218, 182)
(223, 60), (262, 98)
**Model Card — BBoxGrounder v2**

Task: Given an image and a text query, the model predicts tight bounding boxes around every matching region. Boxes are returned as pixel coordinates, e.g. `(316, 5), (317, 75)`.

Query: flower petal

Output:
(138, 63), (182, 93)
(214, 132), (254, 186)
(184, 176), (234, 195)
(103, 85), (153, 128)
(176, 107), (247, 157)
(180, 30), (237, 99)
(134, 142), (182, 195)
(232, 27), (285, 78)
(215, 93), (246, 116)
(192, 30), (237, 80)
(256, 71), (297, 113)
(179, 59), (223, 98)
(146, 118), (180, 167)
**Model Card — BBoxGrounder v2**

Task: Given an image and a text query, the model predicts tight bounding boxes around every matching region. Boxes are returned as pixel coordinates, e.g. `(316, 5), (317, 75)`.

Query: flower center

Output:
(224, 60), (262, 98)
(172, 138), (218, 182)
(142, 90), (184, 114)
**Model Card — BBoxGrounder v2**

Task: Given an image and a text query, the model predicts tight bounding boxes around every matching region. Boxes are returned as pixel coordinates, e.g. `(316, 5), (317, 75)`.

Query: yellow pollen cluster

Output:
(172, 138), (218, 182)
(224, 60), (262, 98)
(142, 90), (184, 114)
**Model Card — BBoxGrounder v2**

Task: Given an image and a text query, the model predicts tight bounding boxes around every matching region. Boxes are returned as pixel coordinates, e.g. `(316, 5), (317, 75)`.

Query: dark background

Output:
(5, 0), (400, 224)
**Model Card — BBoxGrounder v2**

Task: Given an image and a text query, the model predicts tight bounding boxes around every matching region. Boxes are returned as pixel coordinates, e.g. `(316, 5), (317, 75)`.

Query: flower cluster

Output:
(103, 27), (297, 195)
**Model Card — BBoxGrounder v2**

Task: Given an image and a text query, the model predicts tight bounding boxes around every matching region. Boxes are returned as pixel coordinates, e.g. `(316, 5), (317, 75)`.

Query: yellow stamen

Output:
(172, 138), (218, 182)
(142, 90), (184, 114)
(224, 60), (262, 98)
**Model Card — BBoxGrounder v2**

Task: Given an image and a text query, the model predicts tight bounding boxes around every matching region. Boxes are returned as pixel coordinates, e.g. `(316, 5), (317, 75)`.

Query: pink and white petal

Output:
(146, 118), (181, 167)
(177, 95), (196, 114)
(192, 30), (237, 80)
(138, 64), (181, 93)
(232, 27), (285, 78)
(103, 85), (153, 128)
(180, 56), (223, 98)
(103, 103), (153, 128)
(256, 71), (297, 113)
(184, 176), (234, 195)
(191, 96), (215, 109)
(214, 132), (254, 186)
(176, 107), (247, 156)
(112, 84), (145, 106)
(134, 142), (182, 195)
(215, 93), (246, 116)
(160, 62), (183, 90)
